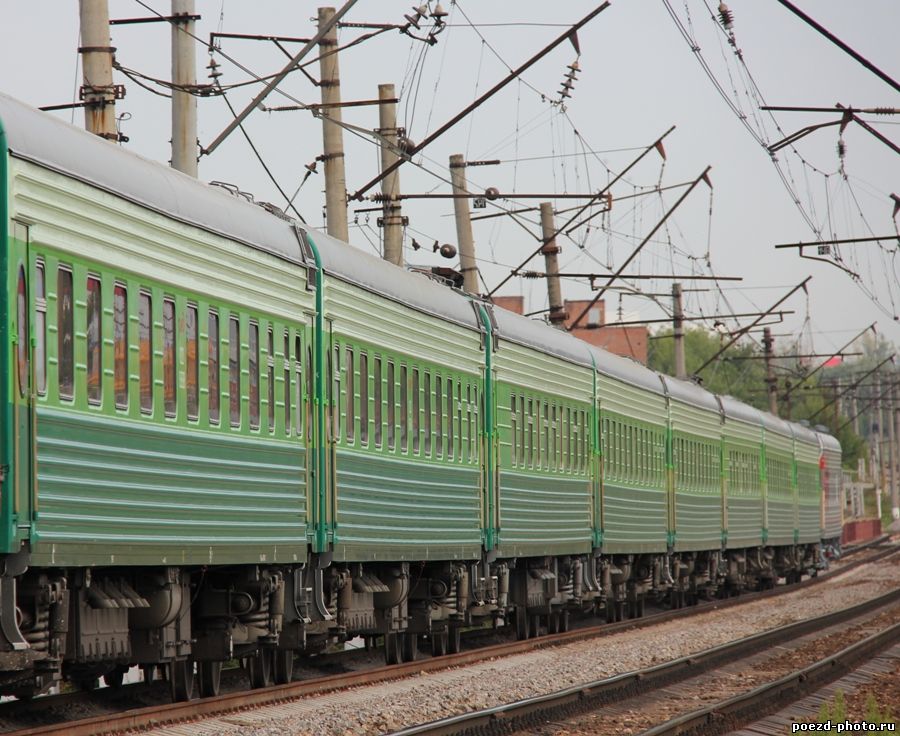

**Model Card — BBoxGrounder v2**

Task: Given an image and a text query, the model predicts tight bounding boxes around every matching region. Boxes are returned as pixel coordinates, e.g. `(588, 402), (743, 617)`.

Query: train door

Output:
(11, 222), (34, 542)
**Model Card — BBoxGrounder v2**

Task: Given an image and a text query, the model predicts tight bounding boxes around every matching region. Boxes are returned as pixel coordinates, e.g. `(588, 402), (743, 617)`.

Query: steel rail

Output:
(389, 585), (900, 736)
(10, 543), (896, 736)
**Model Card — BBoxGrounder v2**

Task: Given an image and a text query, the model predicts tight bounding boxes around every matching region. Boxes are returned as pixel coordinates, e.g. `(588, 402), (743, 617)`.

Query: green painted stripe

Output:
(0, 115), (12, 552)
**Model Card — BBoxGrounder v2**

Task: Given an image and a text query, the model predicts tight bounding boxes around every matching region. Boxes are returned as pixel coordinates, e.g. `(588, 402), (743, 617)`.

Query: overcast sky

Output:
(2, 1), (898, 359)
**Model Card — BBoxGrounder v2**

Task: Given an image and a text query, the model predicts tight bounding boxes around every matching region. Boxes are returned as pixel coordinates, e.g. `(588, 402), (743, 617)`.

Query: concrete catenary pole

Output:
(539, 203), (566, 325)
(79, 0), (118, 140)
(378, 83), (403, 266)
(892, 384), (900, 522)
(449, 154), (479, 294)
(672, 283), (686, 380)
(171, 0), (198, 176)
(318, 7), (349, 242)
(763, 327), (777, 415)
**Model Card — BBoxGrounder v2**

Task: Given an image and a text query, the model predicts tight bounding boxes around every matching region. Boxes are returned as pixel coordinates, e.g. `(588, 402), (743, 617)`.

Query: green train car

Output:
(0, 93), (841, 699)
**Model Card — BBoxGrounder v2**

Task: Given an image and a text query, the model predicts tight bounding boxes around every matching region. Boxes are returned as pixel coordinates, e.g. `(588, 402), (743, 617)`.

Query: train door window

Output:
(229, 315), (240, 427)
(510, 396), (517, 466)
(208, 311), (220, 423)
(248, 321), (260, 429)
(374, 356), (382, 448)
(400, 364), (408, 452)
(359, 352), (369, 446)
(186, 304), (198, 420)
(35, 262), (47, 396)
(412, 368), (420, 454)
(284, 330), (292, 435)
(434, 375), (442, 458)
(139, 291), (152, 413)
(267, 327), (275, 432)
(305, 341), (312, 438)
(345, 347), (355, 443)
(446, 377), (454, 460)
(113, 285), (128, 409)
(163, 298), (176, 417)
(16, 265), (28, 398)
(294, 334), (303, 437)
(473, 387), (480, 462)
(387, 361), (396, 450)
(57, 267), (74, 400)
(86, 277), (102, 405)
(423, 372), (431, 456)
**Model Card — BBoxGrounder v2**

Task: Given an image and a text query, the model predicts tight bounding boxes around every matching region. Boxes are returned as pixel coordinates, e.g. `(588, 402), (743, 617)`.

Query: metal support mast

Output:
(171, 0), (198, 176)
(893, 384), (900, 523)
(450, 154), (478, 294)
(79, 0), (118, 140)
(673, 283), (686, 379)
(318, 6), (349, 242)
(378, 83), (403, 266)
(539, 203), (566, 325)
(763, 327), (778, 415)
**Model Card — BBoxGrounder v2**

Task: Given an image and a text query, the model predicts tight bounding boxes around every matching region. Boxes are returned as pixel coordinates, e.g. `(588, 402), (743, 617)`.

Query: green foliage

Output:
(817, 690), (847, 722)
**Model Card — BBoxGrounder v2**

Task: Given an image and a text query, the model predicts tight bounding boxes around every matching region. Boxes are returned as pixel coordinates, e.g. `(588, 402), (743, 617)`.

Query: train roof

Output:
(659, 374), (721, 413)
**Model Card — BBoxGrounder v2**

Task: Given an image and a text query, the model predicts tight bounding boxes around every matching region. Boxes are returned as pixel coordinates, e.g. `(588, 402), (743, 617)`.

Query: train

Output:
(0, 92), (842, 700)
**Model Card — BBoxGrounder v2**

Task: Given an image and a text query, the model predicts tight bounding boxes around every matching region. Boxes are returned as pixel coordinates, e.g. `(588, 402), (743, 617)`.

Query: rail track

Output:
(3, 539), (895, 736)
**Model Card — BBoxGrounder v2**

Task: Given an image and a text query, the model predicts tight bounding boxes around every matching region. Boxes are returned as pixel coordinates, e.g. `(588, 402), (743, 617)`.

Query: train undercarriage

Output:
(0, 543), (821, 700)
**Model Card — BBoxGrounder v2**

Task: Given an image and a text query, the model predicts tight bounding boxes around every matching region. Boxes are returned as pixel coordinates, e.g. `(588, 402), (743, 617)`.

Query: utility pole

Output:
(893, 384), (900, 523)
(171, 0), (198, 176)
(763, 326), (777, 415)
(784, 379), (793, 420)
(673, 283), (686, 379)
(79, 0), (119, 140)
(539, 203), (566, 325)
(318, 6), (349, 242)
(378, 83), (403, 266)
(449, 154), (479, 294)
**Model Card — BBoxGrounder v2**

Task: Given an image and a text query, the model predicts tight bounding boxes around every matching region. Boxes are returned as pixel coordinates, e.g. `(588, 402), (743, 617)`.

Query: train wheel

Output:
(530, 614), (541, 638)
(447, 625), (461, 654)
(169, 659), (194, 702)
(431, 629), (448, 656)
(273, 650), (294, 685)
(548, 612), (559, 634)
(103, 665), (128, 689)
(560, 610), (570, 632)
(248, 649), (274, 689)
(515, 608), (530, 640)
(198, 661), (222, 698)
(401, 633), (418, 662)
(384, 632), (402, 665)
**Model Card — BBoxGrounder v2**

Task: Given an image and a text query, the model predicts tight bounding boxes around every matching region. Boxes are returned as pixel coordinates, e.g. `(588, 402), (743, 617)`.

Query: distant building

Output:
(489, 295), (648, 365)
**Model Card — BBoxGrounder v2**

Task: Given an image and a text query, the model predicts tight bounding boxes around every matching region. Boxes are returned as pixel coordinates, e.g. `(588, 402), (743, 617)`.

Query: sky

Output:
(1, 1), (898, 359)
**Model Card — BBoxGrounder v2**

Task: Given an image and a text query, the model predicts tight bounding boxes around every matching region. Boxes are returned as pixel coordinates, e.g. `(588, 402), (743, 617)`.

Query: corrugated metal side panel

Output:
(764, 428), (795, 546)
(723, 416), (764, 548)
(11, 160), (312, 320)
(333, 450), (481, 561)
(495, 340), (593, 400)
(670, 400), (722, 551)
(766, 498), (794, 546)
(795, 439), (821, 543)
(32, 409), (307, 565)
(726, 497), (763, 548)
(823, 447), (843, 540)
(495, 471), (591, 556)
(600, 380), (668, 553)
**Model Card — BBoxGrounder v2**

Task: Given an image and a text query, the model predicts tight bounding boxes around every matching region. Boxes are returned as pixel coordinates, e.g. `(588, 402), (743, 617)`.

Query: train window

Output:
(551, 405), (558, 471)
(267, 327), (275, 432)
(139, 292), (152, 413)
(456, 381), (463, 461)
(399, 365), (408, 452)
(208, 311), (220, 424)
(525, 398), (533, 468)
(423, 372), (431, 456)
(387, 361), (395, 450)
(510, 396), (517, 466)
(57, 267), (74, 400)
(412, 368), (420, 454)
(374, 356), (382, 448)
(543, 401), (550, 470)
(16, 266), (28, 398)
(163, 298), (176, 417)
(186, 304), (198, 420)
(473, 387), (480, 462)
(446, 377), (454, 460)
(333, 346), (341, 441)
(294, 335), (303, 437)
(284, 330), (291, 435)
(519, 396), (526, 468)
(435, 375), (442, 458)
(465, 385), (472, 463)
(248, 322), (260, 429)
(113, 285), (127, 409)
(35, 262), (47, 396)
(345, 347), (355, 443)
(86, 277), (102, 405)
(229, 316), (240, 427)
(360, 352), (369, 446)
(305, 342), (312, 438)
